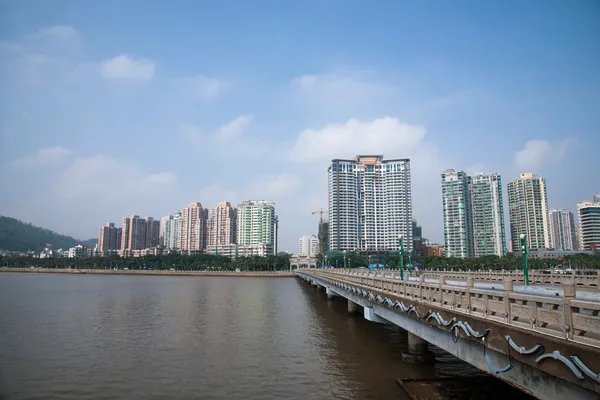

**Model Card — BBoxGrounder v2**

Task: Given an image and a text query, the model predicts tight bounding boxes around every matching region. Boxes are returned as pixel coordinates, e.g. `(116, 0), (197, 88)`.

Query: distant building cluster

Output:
(294, 155), (598, 262)
(96, 200), (278, 258)
(26, 155), (599, 262)
(442, 170), (599, 258)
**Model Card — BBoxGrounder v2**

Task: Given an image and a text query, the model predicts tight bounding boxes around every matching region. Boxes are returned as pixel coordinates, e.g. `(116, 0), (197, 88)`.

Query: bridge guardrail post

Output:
(466, 277), (474, 315)
(563, 283), (575, 340)
(503, 279), (513, 323)
(438, 275), (445, 304)
(419, 274), (425, 301)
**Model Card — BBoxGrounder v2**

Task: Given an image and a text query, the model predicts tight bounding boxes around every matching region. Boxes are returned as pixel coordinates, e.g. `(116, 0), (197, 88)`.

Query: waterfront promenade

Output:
(0, 268), (294, 277)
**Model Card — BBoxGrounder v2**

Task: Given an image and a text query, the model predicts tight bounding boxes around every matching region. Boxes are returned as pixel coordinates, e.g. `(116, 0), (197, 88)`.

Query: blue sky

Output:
(0, 0), (598, 251)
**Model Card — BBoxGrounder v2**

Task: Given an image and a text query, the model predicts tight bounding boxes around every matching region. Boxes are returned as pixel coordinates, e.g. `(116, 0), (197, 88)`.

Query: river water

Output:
(0, 273), (533, 400)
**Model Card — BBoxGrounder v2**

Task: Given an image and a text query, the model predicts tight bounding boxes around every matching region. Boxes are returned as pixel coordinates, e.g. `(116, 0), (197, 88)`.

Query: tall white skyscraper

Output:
(578, 200), (600, 251)
(469, 173), (506, 257)
(236, 200), (278, 255)
(507, 173), (550, 250)
(208, 202), (237, 246)
(549, 209), (576, 250)
(299, 236), (319, 257)
(160, 212), (181, 249)
(179, 202), (208, 252)
(328, 155), (412, 252)
(442, 169), (473, 258)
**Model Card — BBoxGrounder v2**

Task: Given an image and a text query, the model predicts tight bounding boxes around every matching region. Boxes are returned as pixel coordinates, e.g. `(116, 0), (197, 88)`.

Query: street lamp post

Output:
(343, 250), (347, 269)
(399, 235), (404, 281)
(520, 234), (530, 286)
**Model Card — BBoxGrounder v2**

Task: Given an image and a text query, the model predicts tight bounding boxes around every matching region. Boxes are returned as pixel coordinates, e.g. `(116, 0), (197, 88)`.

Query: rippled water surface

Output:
(0, 273), (532, 400)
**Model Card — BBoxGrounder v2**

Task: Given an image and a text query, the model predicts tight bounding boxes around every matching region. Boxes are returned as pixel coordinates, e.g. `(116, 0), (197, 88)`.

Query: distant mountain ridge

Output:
(0, 215), (97, 252)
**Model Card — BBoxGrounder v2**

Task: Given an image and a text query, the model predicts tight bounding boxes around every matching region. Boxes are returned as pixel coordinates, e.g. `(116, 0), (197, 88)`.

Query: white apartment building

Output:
(67, 244), (85, 258)
(578, 200), (600, 250)
(208, 202), (237, 247)
(549, 209), (576, 251)
(442, 169), (473, 258)
(328, 155), (412, 253)
(469, 172), (506, 257)
(236, 200), (277, 255)
(507, 173), (550, 250)
(160, 212), (181, 249)
(299, 236), (319, 257)
(179, 202), (208, 252)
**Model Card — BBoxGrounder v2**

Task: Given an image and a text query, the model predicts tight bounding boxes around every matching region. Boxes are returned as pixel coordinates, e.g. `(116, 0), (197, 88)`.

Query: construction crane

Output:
(312, 208), (328, 258)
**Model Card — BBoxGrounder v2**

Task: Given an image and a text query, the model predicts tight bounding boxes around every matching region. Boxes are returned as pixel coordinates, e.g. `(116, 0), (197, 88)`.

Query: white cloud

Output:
(100, 55), (155, 82)
(174, 75), (232, 101)
(215, 114), (254, 140)
(513, 138), (576, 171)
(290, 117), (426, 162)
(12, 146), (71, 167)
(36, 25), (78, 40)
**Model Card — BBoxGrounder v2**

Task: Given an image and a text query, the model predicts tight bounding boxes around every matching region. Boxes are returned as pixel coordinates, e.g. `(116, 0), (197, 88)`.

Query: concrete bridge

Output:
(296, 268), (600, 400)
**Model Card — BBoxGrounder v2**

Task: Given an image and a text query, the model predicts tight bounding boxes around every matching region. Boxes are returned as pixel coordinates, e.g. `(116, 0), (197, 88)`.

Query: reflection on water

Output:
(0, 273), (532, 400)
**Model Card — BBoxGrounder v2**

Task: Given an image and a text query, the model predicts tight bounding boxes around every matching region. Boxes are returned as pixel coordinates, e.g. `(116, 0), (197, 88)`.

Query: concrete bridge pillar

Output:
(347, 299), (359, 315)
(402, 332), (435, 364)
(326, 287), (338, 300)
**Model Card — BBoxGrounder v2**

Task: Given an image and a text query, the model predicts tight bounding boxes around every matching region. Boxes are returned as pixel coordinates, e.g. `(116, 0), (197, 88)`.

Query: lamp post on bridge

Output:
(343, 250), (347, 269)
(520, 233), (530, 286)
(398, 235), (404, 281)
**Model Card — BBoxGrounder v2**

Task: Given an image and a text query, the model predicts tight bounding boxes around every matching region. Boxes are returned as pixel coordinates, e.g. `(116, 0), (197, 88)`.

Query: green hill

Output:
(0, 215), (97, 252)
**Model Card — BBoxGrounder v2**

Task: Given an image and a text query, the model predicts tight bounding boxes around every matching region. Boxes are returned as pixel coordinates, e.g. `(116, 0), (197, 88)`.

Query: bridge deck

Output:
(298, 268), (600, 399)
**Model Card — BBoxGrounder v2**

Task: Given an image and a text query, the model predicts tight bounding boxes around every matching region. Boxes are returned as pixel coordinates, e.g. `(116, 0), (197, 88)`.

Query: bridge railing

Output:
(326, 268), (600, 288)
(302, 269), (600, 349)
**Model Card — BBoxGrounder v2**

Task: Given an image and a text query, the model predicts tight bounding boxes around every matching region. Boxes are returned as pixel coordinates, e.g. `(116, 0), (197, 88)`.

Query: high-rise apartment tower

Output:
(469, 173), (506, 257)
(208, 202), (237, 246)
(98, 222), (122, 251)
(549, 209), (576, 251)
(507, 173), (550, 250)
(160, 212), (181, 249)
(441, 169), (473, 258)
(179, 202), (208, 252)
(578, 200), (600, 250)
(328, 155), (412, 252)
(236, 200), (278, 255)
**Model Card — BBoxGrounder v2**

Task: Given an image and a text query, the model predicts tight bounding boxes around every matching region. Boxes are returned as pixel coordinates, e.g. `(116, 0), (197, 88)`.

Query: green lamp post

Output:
(343, 250), (347, 269)
(399, 235), (404, 281)
(520, 233), (530, 286)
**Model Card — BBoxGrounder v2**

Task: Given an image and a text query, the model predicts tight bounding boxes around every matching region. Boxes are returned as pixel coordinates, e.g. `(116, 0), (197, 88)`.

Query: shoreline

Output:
(0, 268), (295, 278)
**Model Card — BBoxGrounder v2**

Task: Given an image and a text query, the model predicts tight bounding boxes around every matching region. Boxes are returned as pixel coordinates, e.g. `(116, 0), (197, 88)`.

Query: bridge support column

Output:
(402, 333), (435, 364)
(364, 307), (389, 324)
(326, 287), (338, 300)
(347, 299), (359, 315)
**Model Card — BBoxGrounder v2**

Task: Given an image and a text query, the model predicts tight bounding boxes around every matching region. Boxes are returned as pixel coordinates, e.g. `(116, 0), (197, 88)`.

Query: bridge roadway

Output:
(296, 268), (600, 400)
